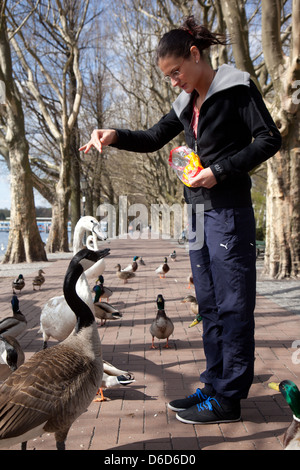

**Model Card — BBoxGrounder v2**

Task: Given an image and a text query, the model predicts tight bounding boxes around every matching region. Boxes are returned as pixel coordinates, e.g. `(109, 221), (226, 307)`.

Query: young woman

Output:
(80, 16), (281, 425)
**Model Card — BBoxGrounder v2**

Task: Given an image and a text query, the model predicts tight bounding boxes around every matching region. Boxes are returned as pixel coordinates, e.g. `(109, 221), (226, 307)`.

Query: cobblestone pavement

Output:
(0, 235), (298, 451)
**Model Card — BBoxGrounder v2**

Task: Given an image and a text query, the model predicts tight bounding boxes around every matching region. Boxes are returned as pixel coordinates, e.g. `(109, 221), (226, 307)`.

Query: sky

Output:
(0, 172), (49, 209)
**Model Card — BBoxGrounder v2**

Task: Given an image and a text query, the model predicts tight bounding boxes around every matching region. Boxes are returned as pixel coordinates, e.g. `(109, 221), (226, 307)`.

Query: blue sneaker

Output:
(168, 387), (213, 412)
(176, 396), (241, 424)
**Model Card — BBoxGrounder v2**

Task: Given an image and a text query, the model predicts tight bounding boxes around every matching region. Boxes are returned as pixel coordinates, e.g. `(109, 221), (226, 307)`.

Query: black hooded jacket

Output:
(112, 64), (282, 211)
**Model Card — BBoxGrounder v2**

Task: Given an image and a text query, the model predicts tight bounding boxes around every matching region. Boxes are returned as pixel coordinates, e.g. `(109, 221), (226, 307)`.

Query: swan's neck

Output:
(63, 263), (94, 332)
(73, 227), (86, 253)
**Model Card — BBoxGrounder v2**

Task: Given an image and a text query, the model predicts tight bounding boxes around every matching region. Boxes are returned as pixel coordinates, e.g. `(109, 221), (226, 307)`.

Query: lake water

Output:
(0, 231), (51, 254)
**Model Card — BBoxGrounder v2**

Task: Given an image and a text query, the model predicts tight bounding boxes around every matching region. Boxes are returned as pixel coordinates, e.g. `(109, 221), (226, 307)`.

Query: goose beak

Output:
(268, 382), (280, 392)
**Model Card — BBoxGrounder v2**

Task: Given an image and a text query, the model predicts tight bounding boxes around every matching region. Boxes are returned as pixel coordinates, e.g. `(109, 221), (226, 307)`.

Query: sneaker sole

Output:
(176, 413), (241, 425)
(167, 403), (187, 412)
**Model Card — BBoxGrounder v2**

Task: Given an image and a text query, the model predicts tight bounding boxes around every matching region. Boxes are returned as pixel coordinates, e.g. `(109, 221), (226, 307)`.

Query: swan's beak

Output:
(92, 222), (108, 241)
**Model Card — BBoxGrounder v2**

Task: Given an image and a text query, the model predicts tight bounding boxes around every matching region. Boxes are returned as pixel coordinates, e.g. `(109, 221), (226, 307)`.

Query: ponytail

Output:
(156, 15), (228, 62)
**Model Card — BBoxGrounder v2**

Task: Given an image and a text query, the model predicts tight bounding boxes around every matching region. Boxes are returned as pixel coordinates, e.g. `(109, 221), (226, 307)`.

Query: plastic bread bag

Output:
(168, 146), (203, 187)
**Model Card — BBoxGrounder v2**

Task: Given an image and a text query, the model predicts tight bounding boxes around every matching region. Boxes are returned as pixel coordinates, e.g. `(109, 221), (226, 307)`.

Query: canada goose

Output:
(94, 360), (135, 402)
(155, 257), (170, 278)
(32, 270), (45, 291)
(39, 216), (107, 348)
(0, 335), (25, 382)
(150, 295), (174, 349)
(115, 264), (135, 283)
(0, 296), (27, 339)
(0, 247), (110, 450)
(12, 274), (25, 294)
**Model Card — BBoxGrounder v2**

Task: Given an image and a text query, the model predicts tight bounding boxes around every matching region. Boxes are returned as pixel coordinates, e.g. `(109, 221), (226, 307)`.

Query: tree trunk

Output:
(0, 10), (46, 264)
(3, 141), (47, 263)
(262, 0), (300, 278)
(46, 148), (71, 253)
(264, 109), (300, 278)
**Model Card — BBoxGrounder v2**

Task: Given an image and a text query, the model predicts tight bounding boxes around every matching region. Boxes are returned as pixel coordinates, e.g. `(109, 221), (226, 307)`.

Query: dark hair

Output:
(156, 15), (228, 63)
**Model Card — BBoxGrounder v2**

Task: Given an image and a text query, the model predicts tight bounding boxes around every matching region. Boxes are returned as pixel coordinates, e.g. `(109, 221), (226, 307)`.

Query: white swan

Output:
(39, 216), (107, 348)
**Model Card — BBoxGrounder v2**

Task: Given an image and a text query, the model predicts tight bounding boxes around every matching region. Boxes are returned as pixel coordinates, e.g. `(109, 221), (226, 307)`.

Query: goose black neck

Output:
(63, 262), (94, 332)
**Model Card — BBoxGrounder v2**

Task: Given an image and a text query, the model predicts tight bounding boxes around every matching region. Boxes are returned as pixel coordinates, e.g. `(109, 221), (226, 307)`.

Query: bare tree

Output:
(222, 0), (299, 278)
(261, 0), (300, 278)
(9, 0), (87, 252)
(0, 0), (47, 263)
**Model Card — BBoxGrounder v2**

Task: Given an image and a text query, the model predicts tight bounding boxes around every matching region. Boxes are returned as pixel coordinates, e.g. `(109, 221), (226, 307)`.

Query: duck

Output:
(181, 295), (202, 328)
(268, 380), (300, 450)
(0, 247), (110, 450)
(169, 250), (177, 261)
(0, 335), (25, 382)
(150, 294), (174, 349)
(115, 264), (135, 283)
(32, 269), (45, 291)
(94, 301), (122, 327)
(122, 256), (139, 273)
(181, 295), (198, 315)
(138, 257), (146, 266)
(0, 296), (27, 339)
(155, 257), (170, 278)
(187, 273), (194, 289)
(94, 360), (135, 402)
(12, 274), (25, 294)
(93, 275), (113, 302)
(39, 216), (107, 348)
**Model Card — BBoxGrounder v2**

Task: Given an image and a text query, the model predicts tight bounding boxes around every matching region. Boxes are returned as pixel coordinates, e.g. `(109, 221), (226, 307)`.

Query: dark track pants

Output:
(189, 207), (256, 401)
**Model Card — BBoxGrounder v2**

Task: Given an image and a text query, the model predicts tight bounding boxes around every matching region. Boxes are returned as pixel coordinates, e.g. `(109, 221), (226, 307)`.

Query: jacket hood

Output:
(173, 64), (250, 118)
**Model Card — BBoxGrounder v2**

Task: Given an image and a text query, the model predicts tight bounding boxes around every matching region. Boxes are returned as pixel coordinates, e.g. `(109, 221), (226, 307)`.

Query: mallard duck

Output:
(0, 247), (109, 450)
(181, 295), (202, 328)
(181, 295), (198, 315)
(93, 275), (113, 302)
(94, 360), (135, 402)
(0, 335), (25, 382)
(122, 256), (139, 273)
(150, 294), (174, 349)
(32, 270), (45, 291)
(138, 257), (146, 265)
(39, 216), (108, 348)
(0, 296), (27, 339)
(155, 257), (170, 278)
(94, 301), (122, 327)
(268, 380), (300, 450)
(12, 274), (25, 294)
(115, 264), (135, 283)
(169, 250), (177, 261)
(187, 273), (194, 289)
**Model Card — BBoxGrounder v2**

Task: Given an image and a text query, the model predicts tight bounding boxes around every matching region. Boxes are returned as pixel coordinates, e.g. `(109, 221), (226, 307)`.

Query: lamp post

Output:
(80, 177), (88, 217)
(80, 177), (88, 244)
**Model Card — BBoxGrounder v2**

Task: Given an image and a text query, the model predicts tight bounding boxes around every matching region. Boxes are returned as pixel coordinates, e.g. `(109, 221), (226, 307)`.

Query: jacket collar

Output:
(172, 64), (250, 118)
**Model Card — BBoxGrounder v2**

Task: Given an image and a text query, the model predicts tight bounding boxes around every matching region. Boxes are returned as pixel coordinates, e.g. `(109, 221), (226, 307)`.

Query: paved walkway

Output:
(0, 235), (299, 451)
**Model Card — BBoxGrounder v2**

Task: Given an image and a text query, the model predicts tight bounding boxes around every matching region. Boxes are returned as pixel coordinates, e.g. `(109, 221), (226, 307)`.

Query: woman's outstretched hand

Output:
(79, 129), (117, 153)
